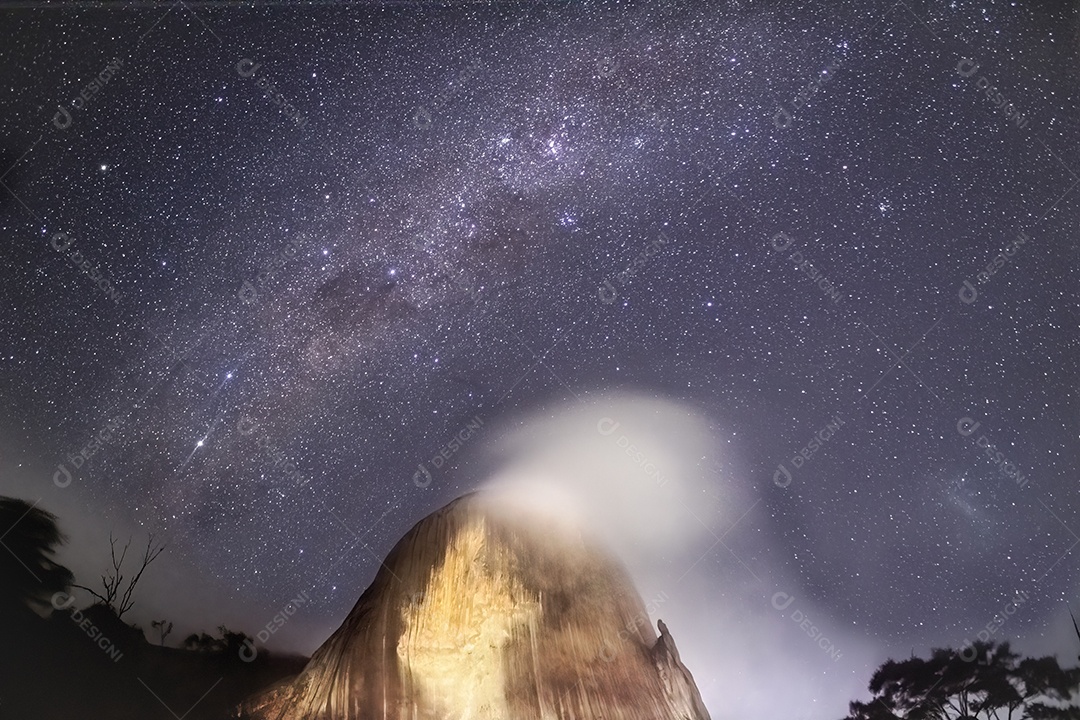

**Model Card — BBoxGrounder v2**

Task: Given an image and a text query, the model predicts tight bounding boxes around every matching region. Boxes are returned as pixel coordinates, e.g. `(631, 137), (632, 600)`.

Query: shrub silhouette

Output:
(0, 496), (73, 614)
(843, 640), (1080, 720)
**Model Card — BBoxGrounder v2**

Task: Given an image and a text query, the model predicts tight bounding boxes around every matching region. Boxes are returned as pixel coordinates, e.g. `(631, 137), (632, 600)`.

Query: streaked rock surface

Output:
(241, 493), (711, 720)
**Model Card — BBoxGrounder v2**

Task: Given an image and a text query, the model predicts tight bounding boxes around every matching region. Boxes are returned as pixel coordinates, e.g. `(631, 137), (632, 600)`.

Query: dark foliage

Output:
(0, 496), (74, 613)
(72, 531), (165, 618)
(844, 641), (1080, 720)
(0, 496), (306, 718)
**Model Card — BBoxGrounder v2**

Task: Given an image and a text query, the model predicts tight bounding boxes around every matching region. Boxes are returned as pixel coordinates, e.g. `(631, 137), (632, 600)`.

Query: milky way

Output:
(1, 2), (1079, 718)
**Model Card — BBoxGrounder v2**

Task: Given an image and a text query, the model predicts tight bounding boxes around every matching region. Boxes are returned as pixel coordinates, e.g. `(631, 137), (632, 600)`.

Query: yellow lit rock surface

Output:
(400, 514), (542, 719)
(241, 493), (711, 720)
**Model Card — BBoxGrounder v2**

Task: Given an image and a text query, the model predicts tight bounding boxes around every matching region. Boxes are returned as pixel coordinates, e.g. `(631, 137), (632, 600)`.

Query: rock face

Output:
(241, 493), (712, 720)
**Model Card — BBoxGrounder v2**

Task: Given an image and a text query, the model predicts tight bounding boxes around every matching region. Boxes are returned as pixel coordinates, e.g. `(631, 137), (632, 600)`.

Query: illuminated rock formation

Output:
(241, 492), (711, 720)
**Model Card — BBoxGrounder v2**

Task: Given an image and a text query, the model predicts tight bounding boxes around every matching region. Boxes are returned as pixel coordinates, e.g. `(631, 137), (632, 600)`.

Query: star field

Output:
(1, 1), (1079, 718)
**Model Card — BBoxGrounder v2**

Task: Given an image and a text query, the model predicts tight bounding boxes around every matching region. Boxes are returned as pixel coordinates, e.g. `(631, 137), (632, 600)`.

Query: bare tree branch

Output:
(116, 533), (164, 617)
(70, 583), (110, 606)
(78, 531), (166, 618)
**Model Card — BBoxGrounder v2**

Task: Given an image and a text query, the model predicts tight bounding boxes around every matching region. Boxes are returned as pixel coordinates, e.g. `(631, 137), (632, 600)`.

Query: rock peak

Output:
(242, 492), (712, 720)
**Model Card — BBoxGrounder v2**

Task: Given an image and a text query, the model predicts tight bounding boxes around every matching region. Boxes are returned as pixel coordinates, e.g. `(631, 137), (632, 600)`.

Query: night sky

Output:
(2, 1), (1079, 718)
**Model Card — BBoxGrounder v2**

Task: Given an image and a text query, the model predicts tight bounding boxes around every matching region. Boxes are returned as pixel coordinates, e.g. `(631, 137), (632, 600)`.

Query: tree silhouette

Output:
(183, 630), (219, 652)
(1069, 605), (1080, 664)
(151, 619), (173, 646)
(182, 625), (254, 660)
(72, 531), (165, 618)
(0, 496), (74, 613)
(844, 640), (1080, 720)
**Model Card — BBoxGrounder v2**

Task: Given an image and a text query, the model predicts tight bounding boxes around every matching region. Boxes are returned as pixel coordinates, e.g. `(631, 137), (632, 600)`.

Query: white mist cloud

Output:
(474, 391), (881, 720)
(479, 392), (730, 565)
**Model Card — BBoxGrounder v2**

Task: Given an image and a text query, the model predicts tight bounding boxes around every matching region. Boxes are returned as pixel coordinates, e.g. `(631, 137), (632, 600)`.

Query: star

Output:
(2, 4), (1076, 720)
